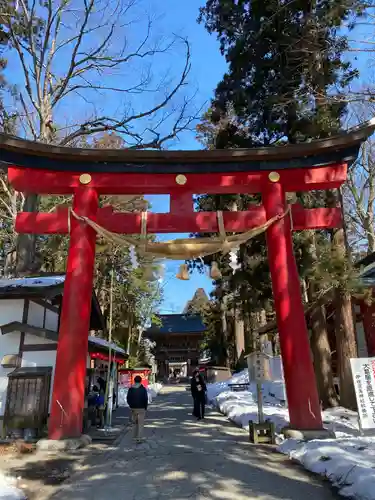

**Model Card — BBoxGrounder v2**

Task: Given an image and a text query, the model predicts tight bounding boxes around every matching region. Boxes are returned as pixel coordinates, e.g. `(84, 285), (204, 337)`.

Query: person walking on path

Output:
(127, 375), (148, 442)
(191, 369), (207, 420)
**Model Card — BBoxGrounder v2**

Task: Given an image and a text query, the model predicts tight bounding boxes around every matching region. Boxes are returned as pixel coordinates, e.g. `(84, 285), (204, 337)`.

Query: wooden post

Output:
(256, 382), (264, 424)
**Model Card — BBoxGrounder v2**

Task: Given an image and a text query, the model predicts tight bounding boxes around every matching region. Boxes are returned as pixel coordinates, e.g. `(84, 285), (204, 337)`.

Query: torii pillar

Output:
(264, 178), (320, 429)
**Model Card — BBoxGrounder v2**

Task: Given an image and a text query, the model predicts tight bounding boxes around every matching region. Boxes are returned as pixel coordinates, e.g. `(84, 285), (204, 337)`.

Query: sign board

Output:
(118, 369), (150, 388)
(246, 352), (272, 382)
(119, 373), (130, 387)
(350, 357), (375, 430)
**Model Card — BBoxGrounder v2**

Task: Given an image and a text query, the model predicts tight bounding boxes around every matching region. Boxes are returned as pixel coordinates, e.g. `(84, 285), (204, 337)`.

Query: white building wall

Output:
(27, 301), (45, 329)
(0, 300), (24, 325)
(45, 308), (59, 332)
(21, 351), (57, 411)
(0, 332), (20, 417)
(23, 333), (56, 346)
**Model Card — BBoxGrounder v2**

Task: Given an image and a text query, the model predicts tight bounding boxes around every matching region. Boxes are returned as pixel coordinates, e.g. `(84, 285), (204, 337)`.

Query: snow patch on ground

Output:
(148, 383), (163, 400)
(279, 438), (375, 500)
(118, 383), (163, 407)
(207, 369), (375, 500)
(214, 388), (289, 431)
(207, 369), (288, 431)
(0, 472), (25, 500)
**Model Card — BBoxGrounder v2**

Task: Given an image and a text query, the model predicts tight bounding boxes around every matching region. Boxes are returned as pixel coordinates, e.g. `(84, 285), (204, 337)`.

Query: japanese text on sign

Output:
(247, 352), (271, 382)
(350, 357), (375, 430)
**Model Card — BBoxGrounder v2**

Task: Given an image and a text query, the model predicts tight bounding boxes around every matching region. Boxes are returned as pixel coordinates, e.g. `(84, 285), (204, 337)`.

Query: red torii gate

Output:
(2, 121), (374, 440)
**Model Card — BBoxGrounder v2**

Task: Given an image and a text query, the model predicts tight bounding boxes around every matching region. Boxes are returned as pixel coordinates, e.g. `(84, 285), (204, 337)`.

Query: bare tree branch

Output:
(59, 38), (192, 146)
(343, 102), (375, 254)
(5, 0), (196, 150)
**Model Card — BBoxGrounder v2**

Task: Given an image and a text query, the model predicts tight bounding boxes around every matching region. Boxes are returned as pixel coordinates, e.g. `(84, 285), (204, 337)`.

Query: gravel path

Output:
(50, 386), (336, 500)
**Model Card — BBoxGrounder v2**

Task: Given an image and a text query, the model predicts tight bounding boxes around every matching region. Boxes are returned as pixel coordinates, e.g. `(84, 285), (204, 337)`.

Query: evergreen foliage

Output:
(198, 0), (362, 147)
(196, 0), (364, 399)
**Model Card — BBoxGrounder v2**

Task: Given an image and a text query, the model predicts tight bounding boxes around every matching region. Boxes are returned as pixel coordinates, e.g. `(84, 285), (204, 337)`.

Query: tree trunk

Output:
(328, 189), (358, 409)
(4, 248), (16, 277)
(364, 217), (375, 254)
(258, 308), (268, 350)
(15, 104), (53, 276)
(306, 229), (338, 408)
(16, 193), (41, 275)
(221, 307), (230, 368)
(234, 306), (245, 362)
(310, 303), (339, 408)
(334, 288), (357, 410)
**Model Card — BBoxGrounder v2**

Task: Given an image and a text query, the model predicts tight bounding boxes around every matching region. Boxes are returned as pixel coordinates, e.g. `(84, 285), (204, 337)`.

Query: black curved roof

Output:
(145, 314), (206, 335)
(0, 119), (374, 174)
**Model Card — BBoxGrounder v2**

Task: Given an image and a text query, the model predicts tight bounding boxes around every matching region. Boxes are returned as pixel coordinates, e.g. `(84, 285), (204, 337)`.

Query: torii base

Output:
(282, 428), (335, 441)
(37, 435), (92, 452)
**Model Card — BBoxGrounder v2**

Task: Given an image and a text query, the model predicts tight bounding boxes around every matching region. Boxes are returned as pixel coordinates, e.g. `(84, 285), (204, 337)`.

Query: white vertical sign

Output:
(350, 357), (375, 430)
(246, 352), (271, 382)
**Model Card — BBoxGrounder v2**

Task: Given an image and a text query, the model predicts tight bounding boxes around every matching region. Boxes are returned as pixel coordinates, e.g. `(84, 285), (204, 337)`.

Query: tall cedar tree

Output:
(198, 0), (362, 408)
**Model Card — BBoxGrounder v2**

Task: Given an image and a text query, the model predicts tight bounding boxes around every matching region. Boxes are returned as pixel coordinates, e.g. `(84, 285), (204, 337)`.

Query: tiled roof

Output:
(145, 314), (206, 335)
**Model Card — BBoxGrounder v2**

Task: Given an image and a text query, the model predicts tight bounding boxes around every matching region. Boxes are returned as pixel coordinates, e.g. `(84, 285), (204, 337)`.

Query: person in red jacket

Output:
(127, 376), (148, 442)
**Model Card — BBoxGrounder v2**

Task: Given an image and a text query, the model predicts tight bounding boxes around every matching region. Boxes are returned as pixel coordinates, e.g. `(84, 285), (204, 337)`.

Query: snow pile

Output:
(322, 407), (360, 438)
(208, 368), (375, 499)
(118, 383), (162, 407)
(207, 368), (288, 430)
(208, 370), (362, 435)
(0, 472), (25, 500)
(148, 383), (163, 400)
(207, 362), (285, 404)
(279, 437), (375, 500)
(0, 275), (65, 289)
(215, 388), (289, 431)
(206, 369), (249, 402)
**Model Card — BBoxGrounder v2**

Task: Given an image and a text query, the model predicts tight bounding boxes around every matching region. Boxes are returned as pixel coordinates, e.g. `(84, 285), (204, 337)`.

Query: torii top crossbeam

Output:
(2, 119), (375, 235)
(2, 119), (375, 441)
(0, 118), (373, 174)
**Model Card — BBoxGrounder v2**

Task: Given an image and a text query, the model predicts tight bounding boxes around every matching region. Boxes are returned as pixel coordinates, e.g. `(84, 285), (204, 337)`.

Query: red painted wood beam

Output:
(170, 193), (193, 215)
(291, 204), (342, 230)
(8, 164), (347, 195)
(15, 205), (342, 235)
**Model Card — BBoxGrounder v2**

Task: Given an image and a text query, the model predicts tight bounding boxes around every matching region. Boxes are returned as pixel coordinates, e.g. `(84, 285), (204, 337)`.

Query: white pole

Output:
(279, 358), (287, 408)
(256, 381), (264, 423)
(105, 266), (115, 430)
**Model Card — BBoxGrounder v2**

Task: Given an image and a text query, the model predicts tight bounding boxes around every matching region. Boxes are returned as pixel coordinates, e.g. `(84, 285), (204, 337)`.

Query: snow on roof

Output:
(88, 336), (125, 355)
(0, 275), (65, 289)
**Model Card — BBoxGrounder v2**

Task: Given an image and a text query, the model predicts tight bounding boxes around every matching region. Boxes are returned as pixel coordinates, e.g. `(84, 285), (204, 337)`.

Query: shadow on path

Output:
(17, 387), (337, 500)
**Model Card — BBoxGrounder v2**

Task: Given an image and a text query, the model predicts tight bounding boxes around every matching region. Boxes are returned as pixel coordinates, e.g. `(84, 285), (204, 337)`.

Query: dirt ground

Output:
(0, 407), (130, 499)
(0, 439), (118, 499)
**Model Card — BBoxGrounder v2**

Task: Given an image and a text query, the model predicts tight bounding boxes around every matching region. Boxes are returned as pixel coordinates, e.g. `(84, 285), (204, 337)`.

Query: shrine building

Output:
(144, 314), (206, 380)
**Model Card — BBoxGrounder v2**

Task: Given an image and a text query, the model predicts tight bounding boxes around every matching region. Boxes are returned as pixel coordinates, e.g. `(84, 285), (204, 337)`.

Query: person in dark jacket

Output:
(97, 376), (106, 393)
(191, 369), (207, 420)
(127, 376), (148, 441)
(96, 388), (106, 428)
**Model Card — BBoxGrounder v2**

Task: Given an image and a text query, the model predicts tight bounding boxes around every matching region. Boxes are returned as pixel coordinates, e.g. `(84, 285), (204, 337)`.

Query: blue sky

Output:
(146, 195), (215, 314)
(143, 1), (227, 313)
